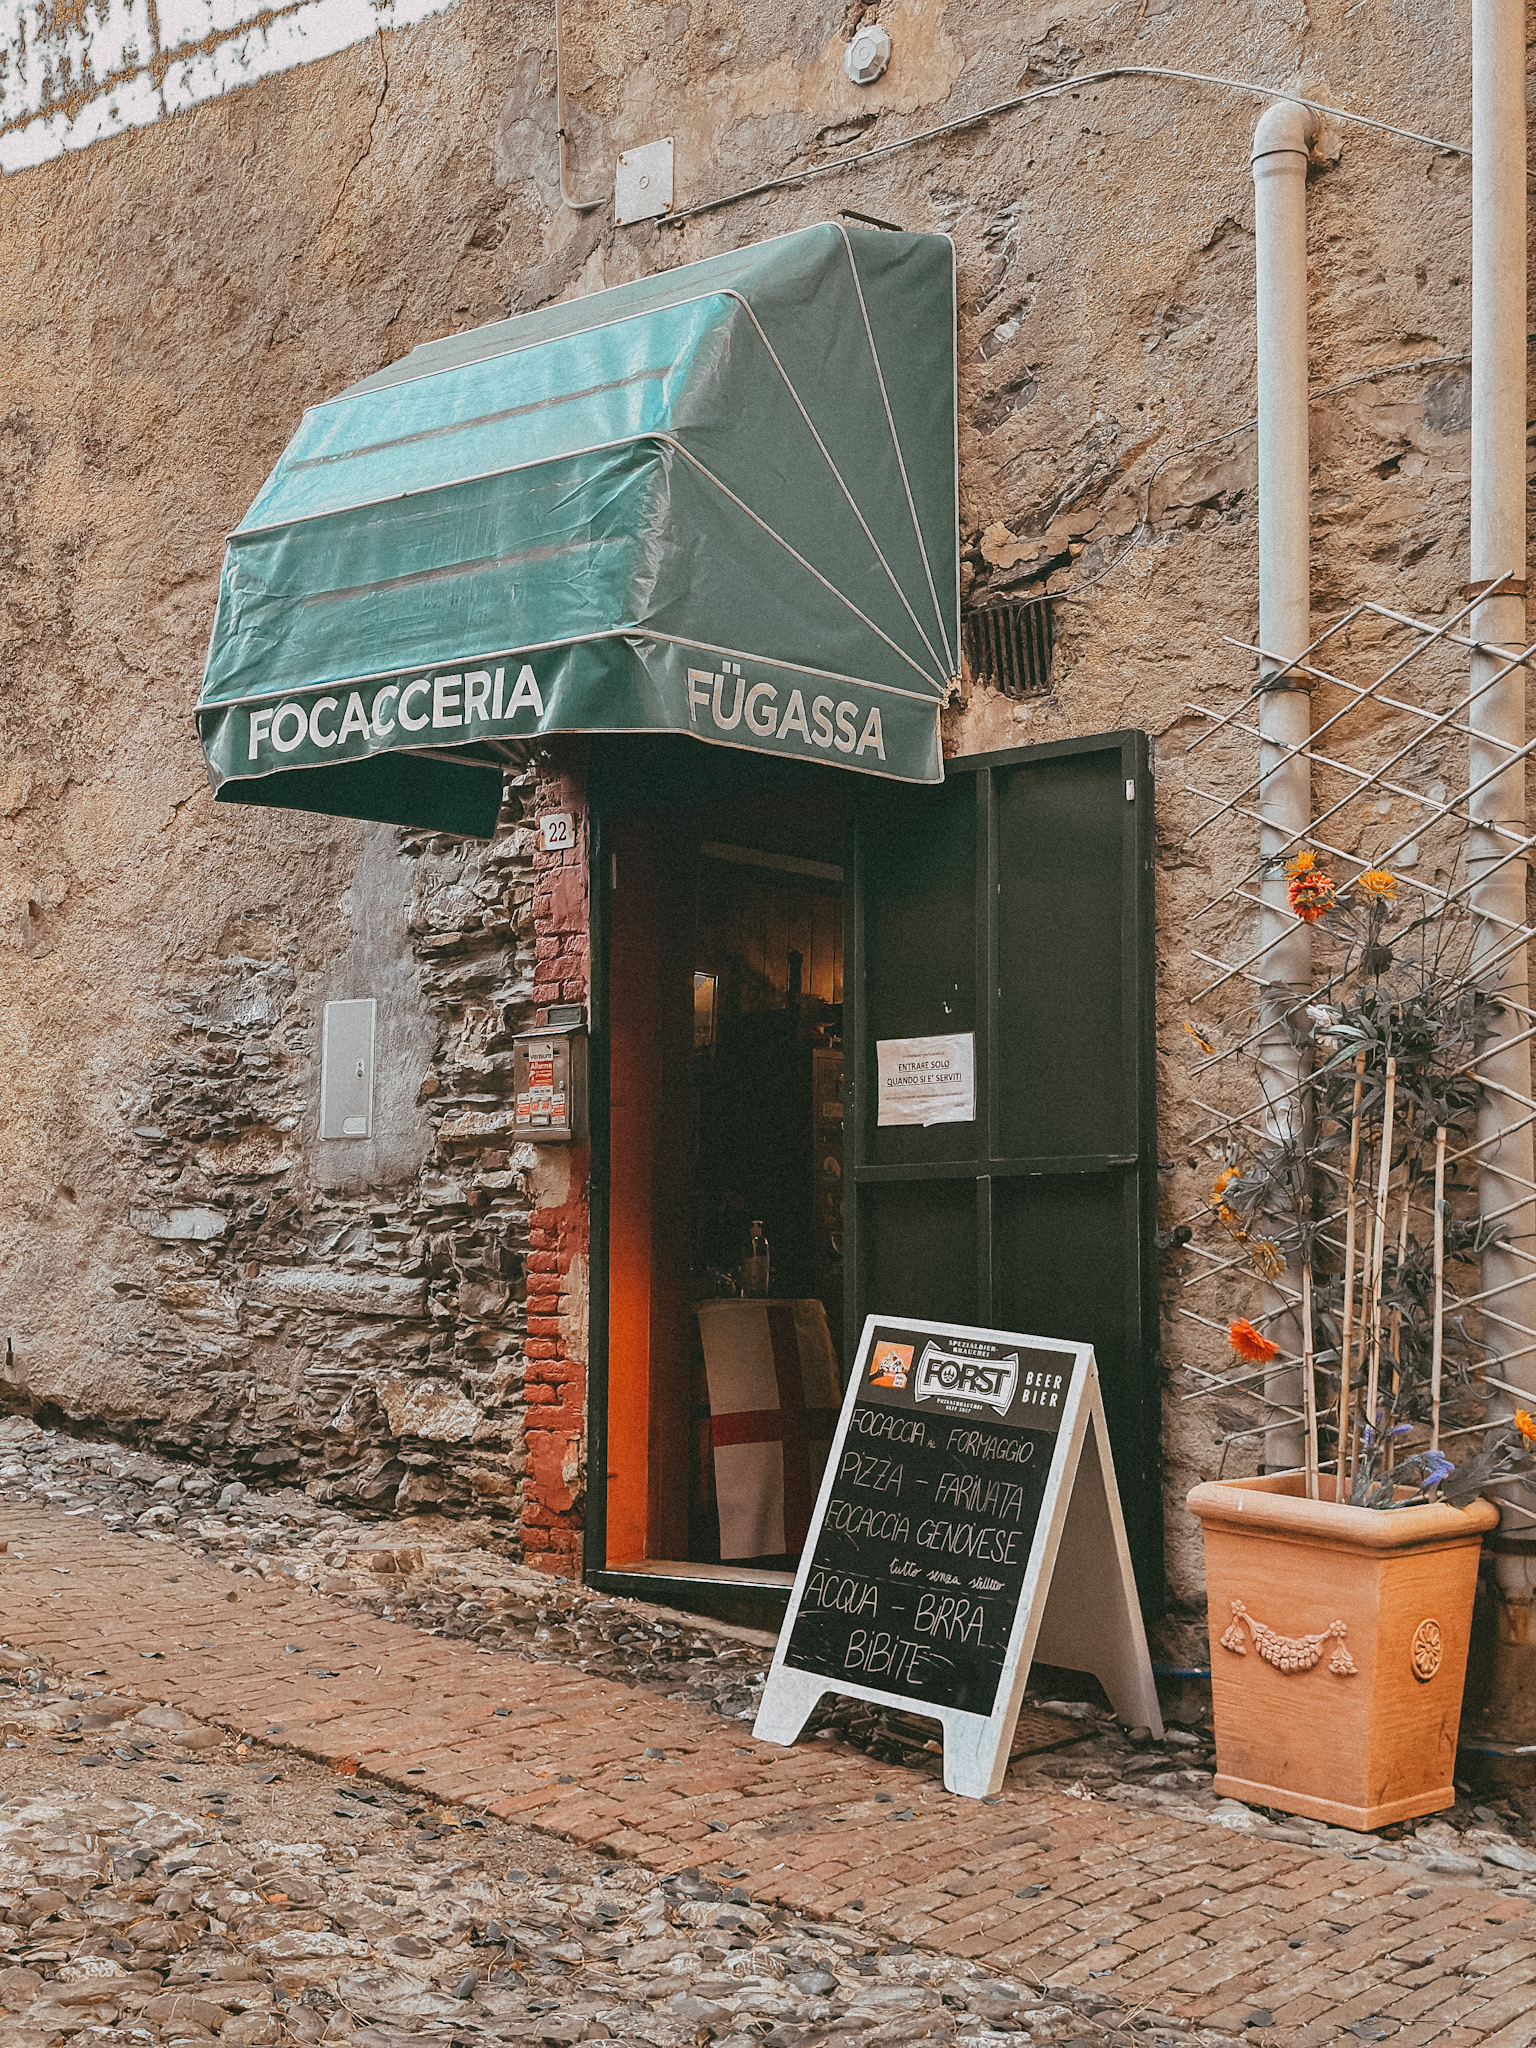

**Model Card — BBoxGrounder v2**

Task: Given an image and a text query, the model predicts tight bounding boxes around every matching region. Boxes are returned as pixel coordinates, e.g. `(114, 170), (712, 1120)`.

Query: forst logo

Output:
(913, 1342), (1019, 1417)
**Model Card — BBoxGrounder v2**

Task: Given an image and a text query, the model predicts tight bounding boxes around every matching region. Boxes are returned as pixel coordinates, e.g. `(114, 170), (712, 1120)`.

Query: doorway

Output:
(589, 742), (849, 1612)
(583, 730), (1161, 1629)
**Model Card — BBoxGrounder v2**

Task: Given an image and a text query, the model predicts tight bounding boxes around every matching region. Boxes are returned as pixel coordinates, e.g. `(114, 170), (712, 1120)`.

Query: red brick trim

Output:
(522, 751), (591, 1574)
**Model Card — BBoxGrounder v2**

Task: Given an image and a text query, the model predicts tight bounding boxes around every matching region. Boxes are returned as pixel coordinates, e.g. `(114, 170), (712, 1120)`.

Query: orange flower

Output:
(1248, 1239), (1284, 1280)
(1229, 1318), (1280, 1365)
(1209, 1167), (1249, 1243)
(1356, 867), (1397, 904)
(1515, 1409), (1536, 1445)
(1287, 860), (1335, 923)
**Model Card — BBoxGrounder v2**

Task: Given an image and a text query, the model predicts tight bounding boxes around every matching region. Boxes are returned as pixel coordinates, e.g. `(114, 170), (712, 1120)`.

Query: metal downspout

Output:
(1463, 0), (1536, 1764)
(1252, 101), (1320, 1472)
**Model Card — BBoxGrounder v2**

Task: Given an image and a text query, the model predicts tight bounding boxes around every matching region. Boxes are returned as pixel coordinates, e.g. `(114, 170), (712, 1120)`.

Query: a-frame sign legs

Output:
(930, 1374), (1161, 1797)
(750, 1667), (832, 1747)
(754, 1327), (1163, 1799)
(1031, 1402), (1164, 1737)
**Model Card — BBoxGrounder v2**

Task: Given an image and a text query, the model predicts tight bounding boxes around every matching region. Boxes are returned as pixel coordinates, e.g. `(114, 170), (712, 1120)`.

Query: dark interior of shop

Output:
(594, 742), (850, 1584)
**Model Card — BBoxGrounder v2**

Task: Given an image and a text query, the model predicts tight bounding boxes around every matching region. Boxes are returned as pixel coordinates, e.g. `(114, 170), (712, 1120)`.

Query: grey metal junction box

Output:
(320, 998), (376, 1139)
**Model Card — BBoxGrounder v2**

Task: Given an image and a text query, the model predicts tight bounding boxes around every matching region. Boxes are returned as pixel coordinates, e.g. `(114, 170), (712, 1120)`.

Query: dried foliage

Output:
(1208, 858), (1536, 1509)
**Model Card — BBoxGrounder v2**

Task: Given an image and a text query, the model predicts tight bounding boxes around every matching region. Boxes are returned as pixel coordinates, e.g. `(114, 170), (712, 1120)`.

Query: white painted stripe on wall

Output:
(0, 0), (459, 174)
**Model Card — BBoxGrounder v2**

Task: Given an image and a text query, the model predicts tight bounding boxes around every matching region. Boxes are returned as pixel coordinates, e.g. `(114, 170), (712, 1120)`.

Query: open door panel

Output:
(845, 731), (1162, 1609)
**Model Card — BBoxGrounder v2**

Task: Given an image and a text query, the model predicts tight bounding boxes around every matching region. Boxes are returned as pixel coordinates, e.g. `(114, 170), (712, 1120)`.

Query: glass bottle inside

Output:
(740, 1218), (771, 1298)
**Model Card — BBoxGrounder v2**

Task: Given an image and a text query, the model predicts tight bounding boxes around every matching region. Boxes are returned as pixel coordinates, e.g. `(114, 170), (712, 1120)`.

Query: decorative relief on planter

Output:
(1410, 1619), (1443, 1682)
(1219, 1600), (1358, 1675)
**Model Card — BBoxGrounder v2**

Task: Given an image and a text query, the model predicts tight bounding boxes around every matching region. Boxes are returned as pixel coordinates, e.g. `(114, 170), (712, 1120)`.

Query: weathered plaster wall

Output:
(0, 0), (1516, 1624)
(0, 0), (460, 174)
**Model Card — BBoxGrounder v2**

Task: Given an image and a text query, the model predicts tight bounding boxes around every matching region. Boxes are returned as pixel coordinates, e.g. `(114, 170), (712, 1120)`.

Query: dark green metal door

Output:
(846, 729), (1162, 1606)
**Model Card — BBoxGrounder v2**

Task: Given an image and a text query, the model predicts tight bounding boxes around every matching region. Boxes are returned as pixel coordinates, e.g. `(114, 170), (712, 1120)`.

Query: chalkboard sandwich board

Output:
(753, 1314), (1162, 1798)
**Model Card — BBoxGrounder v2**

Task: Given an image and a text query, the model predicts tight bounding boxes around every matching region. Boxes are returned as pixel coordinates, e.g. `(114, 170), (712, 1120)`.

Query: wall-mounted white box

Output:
(616, 137), (674, 225)
(320, 998), (376, 1140)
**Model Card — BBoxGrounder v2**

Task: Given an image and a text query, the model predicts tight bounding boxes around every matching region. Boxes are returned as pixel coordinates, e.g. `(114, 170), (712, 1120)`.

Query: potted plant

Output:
(1186, 855), (1535, 1829)
(1189, 1468), (1500, 1829)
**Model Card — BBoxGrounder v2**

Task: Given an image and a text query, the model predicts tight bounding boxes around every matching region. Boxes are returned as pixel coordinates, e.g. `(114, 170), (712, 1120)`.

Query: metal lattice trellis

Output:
(1169, 582), (1536, 1516)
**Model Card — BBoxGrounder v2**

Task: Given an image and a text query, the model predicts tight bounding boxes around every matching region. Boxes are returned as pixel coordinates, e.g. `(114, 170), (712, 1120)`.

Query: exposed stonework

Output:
(0, 777), (552, 1538)
(0, 749), (598, 1562)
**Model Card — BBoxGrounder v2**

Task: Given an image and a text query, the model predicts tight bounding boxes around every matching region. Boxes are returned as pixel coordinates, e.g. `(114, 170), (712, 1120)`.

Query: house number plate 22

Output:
(540, 812), (574, 852)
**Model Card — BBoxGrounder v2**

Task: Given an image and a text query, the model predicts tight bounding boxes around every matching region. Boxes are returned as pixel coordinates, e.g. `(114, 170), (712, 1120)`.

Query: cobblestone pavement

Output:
(0, 1649), (1129, 2048)
(4, 1421), (1536, 2044)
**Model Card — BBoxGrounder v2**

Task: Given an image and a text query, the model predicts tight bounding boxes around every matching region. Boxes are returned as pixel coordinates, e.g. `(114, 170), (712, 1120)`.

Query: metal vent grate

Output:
(962, 596), (1055, 699)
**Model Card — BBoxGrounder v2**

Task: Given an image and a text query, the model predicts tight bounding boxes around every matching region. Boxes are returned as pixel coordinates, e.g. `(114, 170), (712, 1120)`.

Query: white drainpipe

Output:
(1468, 0), (1536, 1732)
(1469, 0), (1534, 1407)
(1252, 100), (1319, 1472)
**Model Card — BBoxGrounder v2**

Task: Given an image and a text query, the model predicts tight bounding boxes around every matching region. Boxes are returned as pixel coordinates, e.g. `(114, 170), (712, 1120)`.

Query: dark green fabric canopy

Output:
(195, 224), (959, 838)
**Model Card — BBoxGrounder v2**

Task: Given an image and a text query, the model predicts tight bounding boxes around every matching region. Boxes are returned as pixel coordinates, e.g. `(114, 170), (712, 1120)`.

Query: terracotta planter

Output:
(1187, 1473), (1498, 1830)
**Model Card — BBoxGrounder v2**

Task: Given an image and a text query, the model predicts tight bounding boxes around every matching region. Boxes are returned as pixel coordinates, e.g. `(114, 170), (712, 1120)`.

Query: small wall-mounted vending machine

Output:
(511, 1005), (587, 1142)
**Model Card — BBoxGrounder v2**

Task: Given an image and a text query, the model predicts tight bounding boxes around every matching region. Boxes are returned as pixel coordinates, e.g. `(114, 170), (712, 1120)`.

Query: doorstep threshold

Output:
(590, 1559), (793, 1633)
(606, 1558), (794, 1588)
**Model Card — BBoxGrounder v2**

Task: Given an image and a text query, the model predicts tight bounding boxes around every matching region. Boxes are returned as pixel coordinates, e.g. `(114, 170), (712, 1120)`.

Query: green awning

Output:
(196, 223), (959, 837)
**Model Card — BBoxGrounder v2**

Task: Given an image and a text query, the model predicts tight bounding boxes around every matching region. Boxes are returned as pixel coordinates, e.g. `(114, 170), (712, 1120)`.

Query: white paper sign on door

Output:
(875, 1032), (975, 1126)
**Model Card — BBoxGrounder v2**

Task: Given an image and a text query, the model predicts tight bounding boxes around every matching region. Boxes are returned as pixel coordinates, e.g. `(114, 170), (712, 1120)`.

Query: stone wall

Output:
(0, 0), (1518, 1621)
(0, 734), (593, 1567)
(25, 782), (537, 1525)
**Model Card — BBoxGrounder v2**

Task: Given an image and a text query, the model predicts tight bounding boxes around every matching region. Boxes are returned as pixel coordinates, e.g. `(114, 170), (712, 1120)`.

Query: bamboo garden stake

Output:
(1431, 1124), (1447, 1454)
(1336, 1051), (1367, 1496)
(1302, 1258), (1319, 1498)
(1364, 1055), (1397, 1451)
(1350, 1147), (1378, 1489)
(1386, 1109), (1415, 1475)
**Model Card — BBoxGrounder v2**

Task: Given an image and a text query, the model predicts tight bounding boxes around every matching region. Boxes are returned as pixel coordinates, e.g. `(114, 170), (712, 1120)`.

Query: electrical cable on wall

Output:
(660, 65), (1469, 229)
(554, 0), (605, 213)
(541, 30), (1478, 639)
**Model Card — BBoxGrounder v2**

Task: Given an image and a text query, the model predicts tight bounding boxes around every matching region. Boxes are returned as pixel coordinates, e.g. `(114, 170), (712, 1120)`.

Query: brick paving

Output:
(5, 1501), (1536, 2045)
